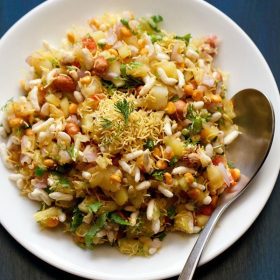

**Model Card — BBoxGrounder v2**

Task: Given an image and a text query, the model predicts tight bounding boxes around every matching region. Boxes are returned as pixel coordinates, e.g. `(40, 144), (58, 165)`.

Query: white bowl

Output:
(0, 0), (279, 279)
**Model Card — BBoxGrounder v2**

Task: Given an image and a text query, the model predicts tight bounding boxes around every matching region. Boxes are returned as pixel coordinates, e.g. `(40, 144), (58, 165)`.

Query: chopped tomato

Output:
(82, 37), (97, 53)
(199, 206), (213, 216)
(212, 155), (225, 166)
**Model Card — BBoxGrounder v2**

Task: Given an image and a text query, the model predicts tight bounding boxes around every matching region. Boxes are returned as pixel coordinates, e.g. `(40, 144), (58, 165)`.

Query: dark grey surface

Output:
(0, 1), (280, 280)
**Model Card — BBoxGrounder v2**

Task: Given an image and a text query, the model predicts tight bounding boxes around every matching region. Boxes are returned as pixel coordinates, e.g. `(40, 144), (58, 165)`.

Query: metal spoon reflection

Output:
(178, 89), (275, 280)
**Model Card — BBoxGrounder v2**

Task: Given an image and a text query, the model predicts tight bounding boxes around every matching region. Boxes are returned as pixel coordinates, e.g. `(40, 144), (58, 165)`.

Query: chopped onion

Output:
(217, 163), (231, 186)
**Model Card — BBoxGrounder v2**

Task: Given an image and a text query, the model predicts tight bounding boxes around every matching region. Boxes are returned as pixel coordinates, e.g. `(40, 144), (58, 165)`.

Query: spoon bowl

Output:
(179, 89), (275, 280)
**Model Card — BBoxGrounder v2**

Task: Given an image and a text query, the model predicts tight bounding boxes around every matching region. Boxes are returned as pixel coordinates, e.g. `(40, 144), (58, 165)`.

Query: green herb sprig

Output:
(114, 99), (134, 125)
(174, 33), (192, 46)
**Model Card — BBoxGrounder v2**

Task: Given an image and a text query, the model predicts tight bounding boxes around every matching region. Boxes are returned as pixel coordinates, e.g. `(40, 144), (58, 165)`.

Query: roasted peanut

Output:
(52, 75), (76, 92)
(93, 56), (109, 75)
(65, 122), (80, 136)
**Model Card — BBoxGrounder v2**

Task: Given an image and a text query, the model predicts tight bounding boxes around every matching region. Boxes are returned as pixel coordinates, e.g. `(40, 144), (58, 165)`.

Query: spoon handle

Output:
(178, 204), (226, 280)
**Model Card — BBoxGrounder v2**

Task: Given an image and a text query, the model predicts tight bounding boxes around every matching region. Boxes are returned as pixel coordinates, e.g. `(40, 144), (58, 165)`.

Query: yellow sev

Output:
(83, 93), (164, 154)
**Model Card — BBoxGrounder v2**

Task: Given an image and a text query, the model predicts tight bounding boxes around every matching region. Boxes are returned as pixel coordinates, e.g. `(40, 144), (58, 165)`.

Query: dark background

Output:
(0, 1), (279, 280)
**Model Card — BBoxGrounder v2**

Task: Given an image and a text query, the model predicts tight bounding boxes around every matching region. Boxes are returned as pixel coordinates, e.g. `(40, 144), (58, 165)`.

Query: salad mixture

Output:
(0, 12), (240, 256)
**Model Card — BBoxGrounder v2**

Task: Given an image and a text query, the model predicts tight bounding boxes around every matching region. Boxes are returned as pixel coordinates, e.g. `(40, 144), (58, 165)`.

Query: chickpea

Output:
(156, 160), (168, 170)
(69, 103), (78, 115)
(120, 26), (132, 37)
(183, 84), (194, 96)
(44, 159), (55, 168)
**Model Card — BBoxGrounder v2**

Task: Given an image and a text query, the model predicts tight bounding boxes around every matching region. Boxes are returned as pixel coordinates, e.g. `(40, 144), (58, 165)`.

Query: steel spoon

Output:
(178, 89), (275, 280)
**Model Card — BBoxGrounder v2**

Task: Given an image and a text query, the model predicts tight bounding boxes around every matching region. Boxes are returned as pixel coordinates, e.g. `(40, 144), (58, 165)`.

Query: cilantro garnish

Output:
(120, 18), (129, 28)
(88, 201), (103, 214)
(152, 170), (166, 181)
(35, 166), (46, 177)
(150, 33), (163, 43)
(85, 213), (108, 247)
(68, 144), (77, 161)
(110, 212), (130, 226)
(153, 231), (167, 241)
(167, 206), (176, 219)
(186, 104), (207, 135)
(144, 139), (155, 151)
(169, 156), (178, 167)
(174, 33), (192, 46)
(70, 208), (84, 232)
(119, 63), (144, 88)
(227, 161), (235, 169)
(58, 176), (70, 187)
(148, 15), (163, 32)
(100, 117), (112, 129)
(170, 95), (180, 102)
(114, 99), (134, 125)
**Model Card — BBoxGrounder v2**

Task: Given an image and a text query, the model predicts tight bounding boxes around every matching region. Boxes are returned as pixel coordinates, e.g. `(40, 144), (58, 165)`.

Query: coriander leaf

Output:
(119, 63), (144, 88)
(227, 161), (235, 169)
(97, 41), (106, 48)
(191, 116), (203, 134)
(169, 156), (178, 167)
(153, 231), (166, 241)
(114, 99), (134, 124)
(70, 208), (83, 232)
(88, 201), (102, 213)
(167, 206), (176, 219)
(120, 18), (129, 28)
(35, 166), (46, 177)
(170, 95), (179, 102)
(68, 144), (78, 161)
(151, 15), (163, 23)
(150, 33), (163, 43)
(174, 33), (192, 46)
(126, 61), (143, 71)
(52, 172), (70, 187)
(186, 104), (205, 134)
(85, 213), (108, 247)
(144, 139), (155, 151)
(110, 212), (130, 226)
(102, 80), (117, 96)
(148, 15), (163, 32)
(152, 170), (165, 181)
(120, 63), (127, 76)
(100, 117), (112, 129)
(66, 65), (77, 71)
